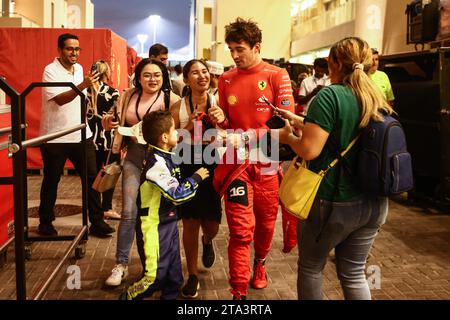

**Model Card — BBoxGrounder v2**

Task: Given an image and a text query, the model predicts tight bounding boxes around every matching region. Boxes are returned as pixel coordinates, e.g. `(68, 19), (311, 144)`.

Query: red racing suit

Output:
(213, 61), (294, 294)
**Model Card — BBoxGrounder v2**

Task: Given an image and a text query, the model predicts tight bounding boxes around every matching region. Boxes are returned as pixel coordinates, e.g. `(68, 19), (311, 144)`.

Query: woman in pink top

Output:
(102, 59), (180, 286)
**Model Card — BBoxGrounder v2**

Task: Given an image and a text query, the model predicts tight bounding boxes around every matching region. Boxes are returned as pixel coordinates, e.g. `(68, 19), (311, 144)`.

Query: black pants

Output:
(38, 139), (103, 225)
(95, 149), (120, 211)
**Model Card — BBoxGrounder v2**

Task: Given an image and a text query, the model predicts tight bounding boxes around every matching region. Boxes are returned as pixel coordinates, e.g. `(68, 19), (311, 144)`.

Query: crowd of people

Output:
(38, 17), (395, 300)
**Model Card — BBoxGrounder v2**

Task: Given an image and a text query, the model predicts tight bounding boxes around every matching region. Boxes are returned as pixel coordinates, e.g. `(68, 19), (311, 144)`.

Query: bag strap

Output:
(105, 131), (118, 165)
(320, 133), (360, 175)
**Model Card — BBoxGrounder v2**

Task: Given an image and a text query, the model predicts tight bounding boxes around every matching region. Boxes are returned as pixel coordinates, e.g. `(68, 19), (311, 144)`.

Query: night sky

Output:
(92, 0), (192, 58)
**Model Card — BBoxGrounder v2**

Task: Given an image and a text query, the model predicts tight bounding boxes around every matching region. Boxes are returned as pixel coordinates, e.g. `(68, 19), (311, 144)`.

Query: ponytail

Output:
(330, 37), (393, 128)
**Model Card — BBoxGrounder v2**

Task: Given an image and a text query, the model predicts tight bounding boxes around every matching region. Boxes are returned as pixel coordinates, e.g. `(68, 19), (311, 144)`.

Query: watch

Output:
(241, 132), (250, 143)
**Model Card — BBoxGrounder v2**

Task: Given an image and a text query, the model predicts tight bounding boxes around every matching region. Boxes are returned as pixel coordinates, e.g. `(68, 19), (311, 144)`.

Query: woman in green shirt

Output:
(274, 37), (393, 300)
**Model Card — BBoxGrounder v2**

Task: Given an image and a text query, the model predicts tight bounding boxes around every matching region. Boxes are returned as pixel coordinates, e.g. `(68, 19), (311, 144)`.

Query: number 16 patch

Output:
(227, 179), (248, 206)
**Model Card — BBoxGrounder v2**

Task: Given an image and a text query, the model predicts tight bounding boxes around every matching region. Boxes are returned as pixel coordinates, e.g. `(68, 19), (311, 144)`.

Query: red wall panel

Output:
(0, 27), (129, 168)
(0, 112), (13, 245)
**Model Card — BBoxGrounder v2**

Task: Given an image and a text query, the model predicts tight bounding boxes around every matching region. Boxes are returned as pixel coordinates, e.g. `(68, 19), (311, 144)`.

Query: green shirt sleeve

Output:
(305, 86), (338, 134)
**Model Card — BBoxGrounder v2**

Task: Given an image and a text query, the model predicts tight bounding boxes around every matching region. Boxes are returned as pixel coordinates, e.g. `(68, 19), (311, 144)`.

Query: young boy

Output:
(119, 110), (209, 300)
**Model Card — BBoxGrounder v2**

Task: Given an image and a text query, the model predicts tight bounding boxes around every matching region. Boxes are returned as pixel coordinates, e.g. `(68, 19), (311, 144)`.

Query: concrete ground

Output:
(1, 174), (450, 300)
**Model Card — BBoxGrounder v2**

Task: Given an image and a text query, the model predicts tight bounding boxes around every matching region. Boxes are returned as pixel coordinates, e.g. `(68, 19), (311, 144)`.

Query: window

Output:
(203, 48), (211, 60)
(204, 7), (212, 25)
(51, 3), (55, 27)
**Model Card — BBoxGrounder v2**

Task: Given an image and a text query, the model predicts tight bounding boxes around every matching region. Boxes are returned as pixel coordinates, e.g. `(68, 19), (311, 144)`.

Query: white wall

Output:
(196, 0), (214, 59)
(2, 0), (93, 28)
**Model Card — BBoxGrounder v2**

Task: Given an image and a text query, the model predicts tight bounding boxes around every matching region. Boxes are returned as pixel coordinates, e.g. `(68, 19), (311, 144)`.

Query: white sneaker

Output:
(105, 264), (128, 286)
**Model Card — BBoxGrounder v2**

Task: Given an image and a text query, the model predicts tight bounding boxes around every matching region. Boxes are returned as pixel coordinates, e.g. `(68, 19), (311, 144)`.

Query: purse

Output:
(92, 134), (123, 193)
(279, 135), (359, 220)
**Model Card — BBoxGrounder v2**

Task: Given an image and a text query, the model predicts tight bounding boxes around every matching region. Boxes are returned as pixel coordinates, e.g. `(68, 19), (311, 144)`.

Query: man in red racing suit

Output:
(208, 18), (295, 300)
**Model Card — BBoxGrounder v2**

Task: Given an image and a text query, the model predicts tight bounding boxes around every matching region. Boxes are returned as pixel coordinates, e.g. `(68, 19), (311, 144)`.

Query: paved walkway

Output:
(1, 174), (450, 300)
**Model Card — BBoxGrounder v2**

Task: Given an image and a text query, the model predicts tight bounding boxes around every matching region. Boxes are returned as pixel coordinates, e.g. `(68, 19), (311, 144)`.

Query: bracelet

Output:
(241, 132), (250, 143)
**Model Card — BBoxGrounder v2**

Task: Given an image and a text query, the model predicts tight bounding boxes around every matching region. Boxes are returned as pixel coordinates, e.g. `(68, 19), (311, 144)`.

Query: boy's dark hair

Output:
(225, 17), (262, 48)
(313, 58), (328, 70)
(142, 110), (173, 146)
(371, 48), (379, 55)
(58, 33), (79, 49)
(149, 43), (168, 57)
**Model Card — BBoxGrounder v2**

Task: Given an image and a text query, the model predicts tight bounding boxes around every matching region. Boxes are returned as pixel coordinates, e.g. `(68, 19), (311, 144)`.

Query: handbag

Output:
(279, 135), (359, 220)
(92, 134), (123, 193)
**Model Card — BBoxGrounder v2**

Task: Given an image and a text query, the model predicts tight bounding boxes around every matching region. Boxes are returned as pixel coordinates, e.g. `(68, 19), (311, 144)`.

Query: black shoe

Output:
(92, 220), (115, 234)
(181, 274), (199, 299)
(202, 235), (215, 268)
(89, 222), (114, 238)
(38, 223), (58, 236)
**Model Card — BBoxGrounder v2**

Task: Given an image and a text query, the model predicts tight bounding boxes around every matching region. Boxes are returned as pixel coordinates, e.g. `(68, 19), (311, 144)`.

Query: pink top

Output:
(125, 90), (165, 126)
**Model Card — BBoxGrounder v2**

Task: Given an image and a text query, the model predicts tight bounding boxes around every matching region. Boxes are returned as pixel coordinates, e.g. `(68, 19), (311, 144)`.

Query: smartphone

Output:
(91, 63), (99, 73)
(266, 115), (285, 129)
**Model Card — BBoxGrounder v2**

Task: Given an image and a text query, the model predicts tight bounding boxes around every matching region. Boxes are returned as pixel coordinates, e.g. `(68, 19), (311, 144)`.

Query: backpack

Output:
(358, 114), (414, 196)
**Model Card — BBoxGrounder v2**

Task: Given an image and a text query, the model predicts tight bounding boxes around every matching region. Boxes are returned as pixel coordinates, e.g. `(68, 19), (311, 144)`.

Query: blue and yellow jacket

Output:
(137, 146), (202, 223)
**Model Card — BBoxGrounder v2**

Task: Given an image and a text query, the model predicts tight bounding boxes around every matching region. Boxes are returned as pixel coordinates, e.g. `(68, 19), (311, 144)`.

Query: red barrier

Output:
(0, 112), (13, 246)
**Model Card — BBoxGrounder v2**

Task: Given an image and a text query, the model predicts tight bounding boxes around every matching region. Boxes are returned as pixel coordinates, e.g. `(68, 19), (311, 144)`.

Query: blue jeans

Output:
(116, 143), (145, 265)
(297, 196), (389, 300)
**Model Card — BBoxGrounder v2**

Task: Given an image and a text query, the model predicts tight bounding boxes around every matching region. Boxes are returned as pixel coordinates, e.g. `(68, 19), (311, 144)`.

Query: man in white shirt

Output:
(206, 60), (224, 100)
(38, 33), (115, 237)
(297, 58), (331, 114)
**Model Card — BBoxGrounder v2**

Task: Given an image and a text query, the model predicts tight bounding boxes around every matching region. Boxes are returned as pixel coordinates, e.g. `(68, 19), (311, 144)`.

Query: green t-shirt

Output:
(369, 70), (395, 102)
(305, 84), (362, 201)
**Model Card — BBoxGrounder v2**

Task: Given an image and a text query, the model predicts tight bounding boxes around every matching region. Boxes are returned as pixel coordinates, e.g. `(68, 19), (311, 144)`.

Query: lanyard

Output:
(188, 92), (211, 114)
(135, 90), (161, 121)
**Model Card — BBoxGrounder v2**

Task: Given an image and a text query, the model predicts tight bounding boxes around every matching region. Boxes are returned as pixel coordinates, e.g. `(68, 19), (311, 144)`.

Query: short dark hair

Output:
(142, 110), (173, 146)
(225, 17), (262, 48)
(149, 43), (168, 57)
(58, 33), (79, 49)
(313, 58), (328, 70)
(371, 48), (379, 55)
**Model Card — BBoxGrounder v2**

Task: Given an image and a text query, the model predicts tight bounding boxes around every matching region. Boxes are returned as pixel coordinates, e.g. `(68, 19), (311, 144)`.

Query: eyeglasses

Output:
(142, 72), (162, 80)
(64, 47), (82, 53)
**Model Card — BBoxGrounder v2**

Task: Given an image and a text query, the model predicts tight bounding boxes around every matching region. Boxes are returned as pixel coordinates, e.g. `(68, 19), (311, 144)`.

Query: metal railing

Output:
(0, 78), (89, 300)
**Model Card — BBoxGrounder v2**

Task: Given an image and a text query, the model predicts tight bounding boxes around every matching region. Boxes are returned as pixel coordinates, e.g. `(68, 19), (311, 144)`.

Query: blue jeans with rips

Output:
(297, 196), (389, 300)
(116, 143), (146, 265)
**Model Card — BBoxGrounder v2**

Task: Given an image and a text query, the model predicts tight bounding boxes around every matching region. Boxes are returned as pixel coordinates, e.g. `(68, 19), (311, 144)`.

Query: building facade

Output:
(290, 0), (420, 64)
(0, 0), (93, 28)
(194, 0), (292, 67)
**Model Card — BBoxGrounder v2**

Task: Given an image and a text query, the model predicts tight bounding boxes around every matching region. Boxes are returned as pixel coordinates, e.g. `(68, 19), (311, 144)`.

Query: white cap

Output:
(118, 121), (146, 144)
(206, 61), (224, 76)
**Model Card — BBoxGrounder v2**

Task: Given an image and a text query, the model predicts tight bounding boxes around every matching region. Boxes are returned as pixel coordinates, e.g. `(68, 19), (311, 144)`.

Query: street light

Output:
(149, 14), (161, 44)
(136, 33), (148, 56)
